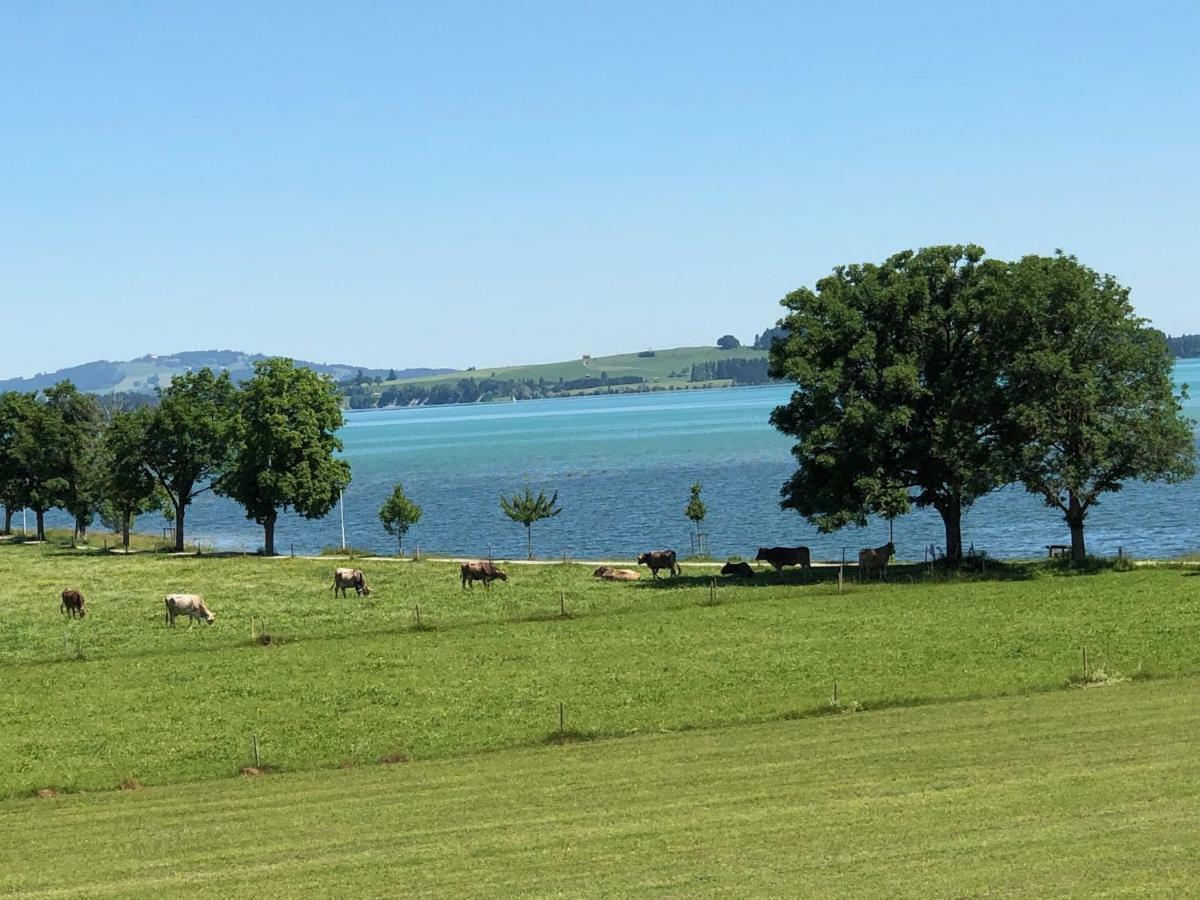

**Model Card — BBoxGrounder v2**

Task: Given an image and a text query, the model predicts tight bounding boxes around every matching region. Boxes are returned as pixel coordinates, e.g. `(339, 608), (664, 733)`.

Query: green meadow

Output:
(3, 678), (1197, 898)
(2, 540), (1198, 802)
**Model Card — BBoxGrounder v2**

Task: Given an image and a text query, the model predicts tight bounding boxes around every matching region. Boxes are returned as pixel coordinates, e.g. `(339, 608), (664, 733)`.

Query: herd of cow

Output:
(52, 543), (898, 624)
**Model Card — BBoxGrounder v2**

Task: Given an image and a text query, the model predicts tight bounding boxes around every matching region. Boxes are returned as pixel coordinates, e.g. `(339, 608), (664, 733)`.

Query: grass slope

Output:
(381, 345), (767, 387)
(3, 679), (1197, 897)
(2, 543), (1199, 799)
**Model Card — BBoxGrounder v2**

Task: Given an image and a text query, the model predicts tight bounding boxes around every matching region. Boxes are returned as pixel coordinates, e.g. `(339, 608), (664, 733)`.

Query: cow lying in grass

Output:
(593, 566), (640, 581)
(720, 561), (754, 578)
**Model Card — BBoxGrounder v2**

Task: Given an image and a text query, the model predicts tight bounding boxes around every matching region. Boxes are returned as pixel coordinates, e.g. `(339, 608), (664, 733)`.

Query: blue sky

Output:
(2, 1), (1196, 378)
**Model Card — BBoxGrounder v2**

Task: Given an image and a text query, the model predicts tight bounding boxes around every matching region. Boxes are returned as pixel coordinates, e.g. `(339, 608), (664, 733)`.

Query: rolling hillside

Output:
(385, 345), (767, 387)
(0, 350), (452, 396)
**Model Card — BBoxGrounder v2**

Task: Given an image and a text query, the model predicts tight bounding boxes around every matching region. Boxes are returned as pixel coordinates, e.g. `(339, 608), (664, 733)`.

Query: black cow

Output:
(858, 542), (895, 580)
(754, 546), (811, 572)
(720, 561), (755, 578)
(637, 550), (681, 579)
(461, 561), (508, 590)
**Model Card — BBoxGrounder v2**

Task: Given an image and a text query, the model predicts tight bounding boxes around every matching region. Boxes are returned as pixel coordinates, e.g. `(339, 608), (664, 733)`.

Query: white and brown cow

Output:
(332, 568), (371, 598)
(592, 566), (640, 581)
(165, 594), (215, 626)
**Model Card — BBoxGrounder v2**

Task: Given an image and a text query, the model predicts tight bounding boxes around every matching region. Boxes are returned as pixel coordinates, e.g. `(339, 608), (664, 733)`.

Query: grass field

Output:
(3, 678), (1197, 897)
(378, 345), (768, 388)
(2, 540), (1199, 801)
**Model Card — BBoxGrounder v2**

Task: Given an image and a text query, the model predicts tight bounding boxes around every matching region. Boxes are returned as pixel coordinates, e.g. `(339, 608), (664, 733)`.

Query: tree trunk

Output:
(526, 525), (533, 560)
(174, 504), (186, 553)
(935, 498), (963, 565)
(122, 510), (131, 551)
(397, 534), (403, 556)
(35, 509), (46, 542)
(1067, 492), (1087, 564)
(263, 517), (276, 557)
(2, 506), (11, 535)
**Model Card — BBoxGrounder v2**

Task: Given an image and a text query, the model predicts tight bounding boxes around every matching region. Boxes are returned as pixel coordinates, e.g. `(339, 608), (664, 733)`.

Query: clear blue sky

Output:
(2, 1), (1196, 378)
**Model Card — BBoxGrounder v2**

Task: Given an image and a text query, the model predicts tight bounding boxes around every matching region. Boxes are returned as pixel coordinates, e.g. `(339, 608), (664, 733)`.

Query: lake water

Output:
(40, 360), (1200, 561)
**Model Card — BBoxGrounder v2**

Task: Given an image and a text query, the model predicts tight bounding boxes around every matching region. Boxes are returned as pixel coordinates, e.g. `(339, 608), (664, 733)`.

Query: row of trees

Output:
(689, 358), (773, 384)
(0, 359), (349, 555)
(769, 246), (1196, 564)
(347, 374), (647, 409)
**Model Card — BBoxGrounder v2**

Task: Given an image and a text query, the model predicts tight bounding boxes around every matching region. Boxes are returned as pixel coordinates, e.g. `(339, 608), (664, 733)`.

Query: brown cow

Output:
(858, 542), (895, 580)
(60, 588), (86, 619)
(720, 561), (754, 578)
(461, 561), (508, 590)
(754, 546), (811, 572)
(332, 568), (371, 598)
(593, 566), (641, 581)
(637, 550), (680, 579)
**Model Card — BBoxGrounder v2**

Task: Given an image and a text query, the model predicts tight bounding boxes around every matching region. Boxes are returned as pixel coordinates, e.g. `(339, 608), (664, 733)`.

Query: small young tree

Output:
(500, 486), (562, 559)
(684, 482), (706, 536)
(379, 483), (422, 555)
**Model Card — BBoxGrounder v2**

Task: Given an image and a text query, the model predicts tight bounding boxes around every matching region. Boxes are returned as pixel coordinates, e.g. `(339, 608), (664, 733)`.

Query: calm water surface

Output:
(44, 360), (1200, 560)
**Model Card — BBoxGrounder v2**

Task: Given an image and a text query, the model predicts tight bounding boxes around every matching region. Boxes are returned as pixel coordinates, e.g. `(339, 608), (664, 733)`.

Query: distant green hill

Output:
(344, 346), (774, 409)
(0, 350), (452, 395)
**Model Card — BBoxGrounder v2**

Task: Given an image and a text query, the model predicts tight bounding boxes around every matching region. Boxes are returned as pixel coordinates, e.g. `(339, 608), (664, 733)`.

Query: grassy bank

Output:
(4, 679), (1197, 897)
(2, 542), (1198, 798)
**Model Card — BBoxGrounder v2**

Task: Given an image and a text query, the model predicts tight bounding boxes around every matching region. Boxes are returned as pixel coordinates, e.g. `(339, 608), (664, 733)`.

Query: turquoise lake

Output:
(43, 359), (1200, 561)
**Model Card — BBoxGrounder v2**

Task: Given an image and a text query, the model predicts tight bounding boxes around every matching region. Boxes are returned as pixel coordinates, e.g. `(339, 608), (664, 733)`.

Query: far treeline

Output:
(768, 245), (1196, 565)
(0, 359), (348, 556)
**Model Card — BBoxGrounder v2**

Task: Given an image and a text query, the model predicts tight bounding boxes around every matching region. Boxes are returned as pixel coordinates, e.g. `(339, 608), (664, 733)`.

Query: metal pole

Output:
(339, 491), (347, 551)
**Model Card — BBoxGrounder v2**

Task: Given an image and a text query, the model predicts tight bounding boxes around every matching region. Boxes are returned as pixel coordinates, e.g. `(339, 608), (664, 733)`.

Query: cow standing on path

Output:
(165, 594), (215, 626)
(754, 546), (812, 573)
(461, 561), (507, 590)
(637, 550), (681, 579)
(60, 589), (86, 619)
(332, 568), (371, 598)
(858, 542), (895, 580)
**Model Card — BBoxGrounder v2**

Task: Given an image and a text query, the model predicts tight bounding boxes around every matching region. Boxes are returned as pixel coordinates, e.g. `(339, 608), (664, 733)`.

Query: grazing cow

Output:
(593, 566), (641, 581)
(164, 594), (215, 626)
(858, 542), (895, 580)
(637, 550), (681, 580)
(720, 561), (755, 578)
(754, 546), (811, 573)
(60, 588), (86, 619)
(332, 568), (371, 598)
(461, 561), (508, 590)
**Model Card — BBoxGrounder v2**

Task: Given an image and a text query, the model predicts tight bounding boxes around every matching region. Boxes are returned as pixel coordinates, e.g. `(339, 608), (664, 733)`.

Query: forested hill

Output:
(0, 351), (452, 395)
(1167, 334), (1200, 358)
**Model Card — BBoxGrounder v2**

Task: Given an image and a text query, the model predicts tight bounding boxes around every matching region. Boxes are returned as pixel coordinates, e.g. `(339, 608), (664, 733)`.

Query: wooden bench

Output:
(1046, 544), (1071, 558)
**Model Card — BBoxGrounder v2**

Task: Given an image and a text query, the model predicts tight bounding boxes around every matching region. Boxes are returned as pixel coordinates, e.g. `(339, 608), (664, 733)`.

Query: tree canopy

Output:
(1001, 253), (1195, 561)
(684, 482), (706, 534)
(141, 368), (237, 552)
(218, 358), (350, 556)
(768, 245), (1011, 563)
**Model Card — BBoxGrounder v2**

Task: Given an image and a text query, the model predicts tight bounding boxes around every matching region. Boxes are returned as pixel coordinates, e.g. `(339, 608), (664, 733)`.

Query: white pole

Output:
(340, 491), (347, 550)
(22, 508), (27, 537)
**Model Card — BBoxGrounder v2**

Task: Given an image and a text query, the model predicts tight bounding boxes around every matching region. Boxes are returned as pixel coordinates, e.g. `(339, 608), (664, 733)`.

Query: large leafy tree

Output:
(768, 245), (1012, 563)
(43, 382), (104, 543)
(0, 392), (27, 534)
(217, 358), (350, 556)
(142, 368), (238, 552)
(101, 409), (162, 550)
(500, 486), (562, 559)
(1003, 253), (1196, 562)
